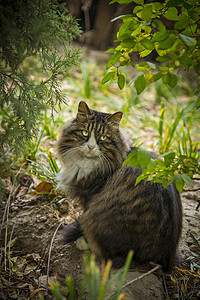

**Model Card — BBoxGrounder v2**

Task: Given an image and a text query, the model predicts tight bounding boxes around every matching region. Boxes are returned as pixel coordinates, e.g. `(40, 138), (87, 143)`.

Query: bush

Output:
(0, 0), (81, 198)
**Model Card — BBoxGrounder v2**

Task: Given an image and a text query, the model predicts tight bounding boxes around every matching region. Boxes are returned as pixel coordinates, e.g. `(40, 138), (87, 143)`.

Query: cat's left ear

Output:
(108, 112), (123, 126)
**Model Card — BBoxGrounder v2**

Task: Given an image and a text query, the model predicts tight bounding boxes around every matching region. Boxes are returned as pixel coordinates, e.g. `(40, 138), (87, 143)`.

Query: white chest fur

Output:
(57, 131), (102, 189)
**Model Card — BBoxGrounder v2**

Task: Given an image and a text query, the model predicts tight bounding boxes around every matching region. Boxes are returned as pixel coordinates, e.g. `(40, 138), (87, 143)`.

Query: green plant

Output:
(101, 0), (200, 108)
(48, 251), (133, 300)
(81, 61), (93, 99)
(24, 151), (59, 188)
(0, 0), (81, 199)
(155, 103), (186, 154)
(101, 0), (200, 190)
(43, 110), (65, 140)
(123, 146), (199, 192)
(123, 99), (200, 192)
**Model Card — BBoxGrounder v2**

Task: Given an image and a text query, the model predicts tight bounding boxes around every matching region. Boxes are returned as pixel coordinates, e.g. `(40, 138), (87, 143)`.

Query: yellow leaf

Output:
(35, 181), (53, 193)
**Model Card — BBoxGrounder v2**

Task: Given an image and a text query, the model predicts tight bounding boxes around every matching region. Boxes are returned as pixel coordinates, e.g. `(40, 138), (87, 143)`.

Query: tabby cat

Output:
(57, 101), (182, 271)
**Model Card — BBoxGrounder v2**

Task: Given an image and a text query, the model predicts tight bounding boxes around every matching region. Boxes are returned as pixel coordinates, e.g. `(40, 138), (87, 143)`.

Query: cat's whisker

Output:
(99, 155), (106, 175)
(61, 147), (80, 160)
(101, 154), (113, 175)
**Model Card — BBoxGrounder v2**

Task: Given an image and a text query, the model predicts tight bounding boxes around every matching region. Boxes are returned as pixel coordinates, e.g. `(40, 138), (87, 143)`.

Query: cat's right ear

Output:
(77, 101), (91, 121)
(78, 101), (91, 115)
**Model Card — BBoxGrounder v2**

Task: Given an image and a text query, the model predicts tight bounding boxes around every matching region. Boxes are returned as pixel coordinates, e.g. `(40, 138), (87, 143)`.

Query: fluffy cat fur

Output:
(57, 101), (182, 271)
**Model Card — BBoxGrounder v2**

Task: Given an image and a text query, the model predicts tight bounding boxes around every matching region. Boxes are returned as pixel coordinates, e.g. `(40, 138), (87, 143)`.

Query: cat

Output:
(57, 101), (182, 271)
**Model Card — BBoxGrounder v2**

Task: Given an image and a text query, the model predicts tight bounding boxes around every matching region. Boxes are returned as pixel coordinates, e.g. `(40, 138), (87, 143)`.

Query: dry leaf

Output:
(35, 181), (53, 193)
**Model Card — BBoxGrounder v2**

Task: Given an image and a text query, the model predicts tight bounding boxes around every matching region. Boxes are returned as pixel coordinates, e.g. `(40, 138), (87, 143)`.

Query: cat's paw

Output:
(76, 237), (89, 250)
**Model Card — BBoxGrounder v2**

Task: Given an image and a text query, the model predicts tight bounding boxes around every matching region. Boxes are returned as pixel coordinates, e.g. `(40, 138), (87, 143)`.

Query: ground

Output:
(0, 171), (199, 299)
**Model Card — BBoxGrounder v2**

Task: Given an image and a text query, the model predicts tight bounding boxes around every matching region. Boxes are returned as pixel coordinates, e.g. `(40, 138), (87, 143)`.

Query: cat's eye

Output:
(82, 130), (88, 137)
(100, 135), (107, 141)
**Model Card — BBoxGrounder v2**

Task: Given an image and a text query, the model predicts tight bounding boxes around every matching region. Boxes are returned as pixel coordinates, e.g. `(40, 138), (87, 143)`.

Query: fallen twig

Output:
(106, 263), (161, 300)
(121, 264), (161, 290)
(46, 222), (63, 293)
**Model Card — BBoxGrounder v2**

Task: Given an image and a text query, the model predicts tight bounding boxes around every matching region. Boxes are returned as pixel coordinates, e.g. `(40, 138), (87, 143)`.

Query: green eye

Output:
(82, 130), (88, 137)
(100, 135), (107, 141)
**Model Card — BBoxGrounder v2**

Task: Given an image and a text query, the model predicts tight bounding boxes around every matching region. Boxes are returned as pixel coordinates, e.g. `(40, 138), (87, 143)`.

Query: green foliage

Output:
(123, 125), (200, 192)
(123, 99), (199, 192)
(0, 0), (81, 197)
(102, 0), (200, 191)
(24, 151), (59, 188)
(102, 0), (200, 106)
(48, 251), (133, 300)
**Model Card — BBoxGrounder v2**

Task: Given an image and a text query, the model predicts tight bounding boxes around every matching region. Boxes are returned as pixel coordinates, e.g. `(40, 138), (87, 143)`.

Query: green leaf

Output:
(152, 19), (166, 31)
(137, 149), (151, 170)
(196, 95), (200, 109)
(66, 277), (75, 300)
(182, 174), (194, 187)
(101, 72), (115, 85)
(141, 5), (152, 21)
(179, 56), (193, 65)
(197, 38), (200, 48)
(152, 31), (169, 42)
(160, 151), (175, 167)
(166, 0), (183, 6)
(147, 159), (157, 172)
(194, 64), (200, 75)
(118, 21), (132, 37)
(140, 38), (154, 50)
(149, 72), (162, 83)
(165, 7), (180, 21)
(174, 175), (184, 192)
(179, 34), (195, 46)
(134, 74), (146, 94)
(105, 48), (115, 54)
(162, 73), (177, 88)
(156, 55), (171, 62)
(122, 151), (140, 168)
(158, 36), (176, 50)
(139, 49), (152, 58)
(135, 173), (145, 186)
(147, 62), (156, 69)
(174, 19), (190, 30)
(118, 74), (125, 90)
(106, 53), (121, 69)
(121, 37), (136, 48)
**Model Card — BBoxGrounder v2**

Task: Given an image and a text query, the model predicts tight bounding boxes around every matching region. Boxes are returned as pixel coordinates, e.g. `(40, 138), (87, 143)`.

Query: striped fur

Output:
(57, 101), (182, 271)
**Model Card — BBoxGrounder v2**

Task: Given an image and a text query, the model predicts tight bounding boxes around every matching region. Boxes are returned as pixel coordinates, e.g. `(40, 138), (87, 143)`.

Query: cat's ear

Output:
(108, 112), (123, 126)
(78, 101), (91, 115)
(77, 101), (91, 121)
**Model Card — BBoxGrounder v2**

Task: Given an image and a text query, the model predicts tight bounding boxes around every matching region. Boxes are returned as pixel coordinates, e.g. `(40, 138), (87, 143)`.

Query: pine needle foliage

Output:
(0, 0), (81, 197)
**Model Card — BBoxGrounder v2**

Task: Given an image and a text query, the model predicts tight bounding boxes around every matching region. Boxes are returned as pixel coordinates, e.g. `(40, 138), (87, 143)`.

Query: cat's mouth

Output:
(84, 152), (99, 158)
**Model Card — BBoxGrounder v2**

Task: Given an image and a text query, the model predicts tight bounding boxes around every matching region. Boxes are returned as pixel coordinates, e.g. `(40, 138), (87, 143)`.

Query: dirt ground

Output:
(0, 173), (199, 299)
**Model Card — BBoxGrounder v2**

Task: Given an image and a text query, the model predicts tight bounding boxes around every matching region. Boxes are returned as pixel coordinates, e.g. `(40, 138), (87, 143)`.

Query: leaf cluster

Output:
(102, 0), (200, 107)
(123, 148), (199, 192)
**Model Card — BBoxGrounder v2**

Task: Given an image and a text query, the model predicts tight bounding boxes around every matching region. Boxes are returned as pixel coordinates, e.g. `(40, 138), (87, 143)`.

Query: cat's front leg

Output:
(61, 219), (83, 244)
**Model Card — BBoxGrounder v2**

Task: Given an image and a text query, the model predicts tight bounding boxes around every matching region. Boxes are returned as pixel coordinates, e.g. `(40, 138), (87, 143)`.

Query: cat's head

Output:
(57, 101), (130, 173)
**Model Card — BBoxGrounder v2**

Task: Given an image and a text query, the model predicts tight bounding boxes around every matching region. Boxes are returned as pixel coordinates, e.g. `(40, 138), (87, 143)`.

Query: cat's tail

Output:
(60, 219), (83, 244)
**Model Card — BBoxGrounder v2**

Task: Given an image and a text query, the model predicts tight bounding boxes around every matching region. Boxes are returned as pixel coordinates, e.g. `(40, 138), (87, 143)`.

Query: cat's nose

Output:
(88, 145), (95, 151)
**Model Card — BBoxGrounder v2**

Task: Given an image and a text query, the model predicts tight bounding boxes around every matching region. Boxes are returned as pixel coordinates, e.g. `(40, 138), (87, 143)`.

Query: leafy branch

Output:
(101, 0), (200, 108)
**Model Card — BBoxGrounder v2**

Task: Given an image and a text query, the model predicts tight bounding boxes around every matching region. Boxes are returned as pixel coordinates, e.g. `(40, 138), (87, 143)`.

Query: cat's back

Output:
(80, 163), (182, 270)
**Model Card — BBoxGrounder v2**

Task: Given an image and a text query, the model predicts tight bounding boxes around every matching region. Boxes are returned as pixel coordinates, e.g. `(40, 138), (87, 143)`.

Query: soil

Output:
(0, 173), (200, 299)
